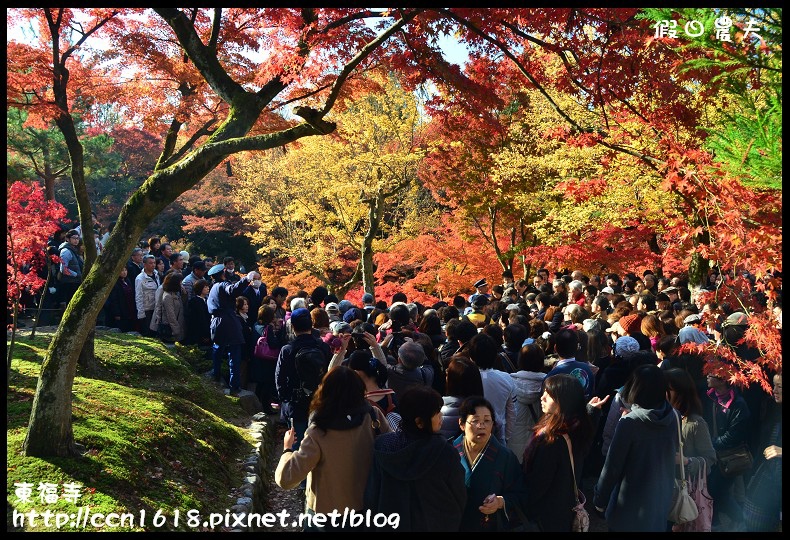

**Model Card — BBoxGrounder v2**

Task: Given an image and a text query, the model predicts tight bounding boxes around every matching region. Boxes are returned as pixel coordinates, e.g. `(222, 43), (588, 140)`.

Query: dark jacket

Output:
(185, 295), (211, 346)
(275, 333), (332, 421)
(365, 431), (466, 531)
(57, 242), (83, 284)
(593, 400), (677, 532)
(104, 277), (136, 325)
(439, 340), (460, 369)
(207, 276), (251, 345)
(522, 435), (579, 532)
(126, 260), (143, 289)
(385, 363), (435, 400)
(704, 387), (751, 450)
(453, 434), (529, 532)
(242, 285), (267, 329)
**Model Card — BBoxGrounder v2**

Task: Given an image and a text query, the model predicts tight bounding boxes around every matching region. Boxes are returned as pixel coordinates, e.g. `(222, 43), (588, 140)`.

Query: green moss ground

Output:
(7, 331), (256, 532)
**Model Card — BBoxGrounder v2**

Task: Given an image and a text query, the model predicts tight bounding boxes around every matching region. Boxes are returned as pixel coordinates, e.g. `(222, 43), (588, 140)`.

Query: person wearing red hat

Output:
(618, 313), (652, 351)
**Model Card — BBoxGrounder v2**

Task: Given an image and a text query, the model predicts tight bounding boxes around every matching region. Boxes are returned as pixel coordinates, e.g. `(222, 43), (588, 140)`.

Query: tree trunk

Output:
(688, 251), (708, 290)
(688, 225), (711, 289)
(22, 100), (321, 456)
(360, 189), (385, 296)
(22, 282), (108, 456)
(7, 298), (19, 394)
(77, 326), (98, 377)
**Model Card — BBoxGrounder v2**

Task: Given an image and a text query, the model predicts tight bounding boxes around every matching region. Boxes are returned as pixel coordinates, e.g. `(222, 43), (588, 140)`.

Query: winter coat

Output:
(57, 242), (83, 284)
(508, 370), (546, 463)
(275, 404), (391, 514)
(134, 271), (159, 317)
(385, 363), (434, 400)
(275, 333), (332, 421)
(522, 434), (579, 532)
(365, 431), (466, 531)
(185, 295), (211, 346)
(104, 277), (135, 325)
(159, 291), (185, 342)
(439, 395), (464, 441)
(207, 276), (251, 346)
(480, 368), (516, 444)
(593, 400), (677, 532)
(453, 433), (529, 532)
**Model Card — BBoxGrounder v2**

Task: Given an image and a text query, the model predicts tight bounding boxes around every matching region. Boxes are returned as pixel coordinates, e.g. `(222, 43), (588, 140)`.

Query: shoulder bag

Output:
(668, 410), (699, 524)
(254, 325), (280, 361)
(711, 403), (754, 477)
(562, 434), (590, 532)
(672, 457), (714, 532)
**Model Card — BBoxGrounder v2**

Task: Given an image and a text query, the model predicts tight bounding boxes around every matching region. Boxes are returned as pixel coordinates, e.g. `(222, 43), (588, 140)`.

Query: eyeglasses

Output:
(465, 419), (493, 427)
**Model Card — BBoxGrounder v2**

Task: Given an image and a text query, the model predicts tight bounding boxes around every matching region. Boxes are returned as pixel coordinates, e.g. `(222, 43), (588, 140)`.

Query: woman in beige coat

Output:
(152, 272), (185, 343)
(276, 366), (391, 531)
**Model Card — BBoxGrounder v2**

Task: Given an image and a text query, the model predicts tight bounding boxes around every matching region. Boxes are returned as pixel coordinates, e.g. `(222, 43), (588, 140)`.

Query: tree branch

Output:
(154, 8), (245, 104)
(319, 9), (422, 117)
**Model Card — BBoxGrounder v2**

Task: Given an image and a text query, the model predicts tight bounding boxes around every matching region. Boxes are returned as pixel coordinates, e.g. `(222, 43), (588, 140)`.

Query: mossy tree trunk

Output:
(22, 7), (414, 457)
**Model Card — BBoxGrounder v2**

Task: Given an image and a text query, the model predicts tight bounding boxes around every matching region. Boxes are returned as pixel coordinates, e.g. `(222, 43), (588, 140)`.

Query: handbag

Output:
(254, 325), (280, 361)
(562, 434), (590, 532)
(716, 443), (754, 477)
(711, 405), (754, 477)
(668, 410), (699, 524)
(673, 457), (714, 532)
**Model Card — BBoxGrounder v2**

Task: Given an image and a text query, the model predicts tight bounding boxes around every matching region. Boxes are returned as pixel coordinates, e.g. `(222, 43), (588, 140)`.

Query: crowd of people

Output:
(31, 226), (784, 532)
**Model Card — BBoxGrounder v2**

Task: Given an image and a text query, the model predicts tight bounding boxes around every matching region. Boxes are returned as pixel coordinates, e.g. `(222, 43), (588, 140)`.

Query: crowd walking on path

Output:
(20, 227), (783, 532)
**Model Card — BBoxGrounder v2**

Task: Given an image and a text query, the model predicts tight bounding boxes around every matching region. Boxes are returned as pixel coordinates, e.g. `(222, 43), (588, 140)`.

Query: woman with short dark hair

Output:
(454, 396), (529, 531)
(185, 278), (211, 347)
(365, 386), (466, 531)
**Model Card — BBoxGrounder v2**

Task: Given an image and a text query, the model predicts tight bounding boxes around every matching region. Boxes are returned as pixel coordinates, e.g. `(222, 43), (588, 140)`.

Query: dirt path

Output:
(261, 422), (305, 533)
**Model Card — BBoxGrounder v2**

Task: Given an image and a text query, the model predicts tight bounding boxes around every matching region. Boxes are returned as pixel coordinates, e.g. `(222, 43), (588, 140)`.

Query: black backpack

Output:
(291, 344), (327, 407)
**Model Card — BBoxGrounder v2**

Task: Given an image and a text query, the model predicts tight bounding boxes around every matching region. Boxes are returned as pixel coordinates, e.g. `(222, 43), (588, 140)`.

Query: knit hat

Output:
(362, 293), (375, 304)
(619, 313), (642, 335)
(398, 341), (427, 370)
(337, 300), (354, 314)
(615, 336), (640, 356)
(290, 307), (310, 320)
(343, 307), (362, 323)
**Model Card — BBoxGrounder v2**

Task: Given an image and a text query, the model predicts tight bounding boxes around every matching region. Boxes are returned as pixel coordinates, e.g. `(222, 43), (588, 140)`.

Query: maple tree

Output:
(5, 7), (780, 458)
(234, 72), (429, 297)
(6, 181), (66, 384)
